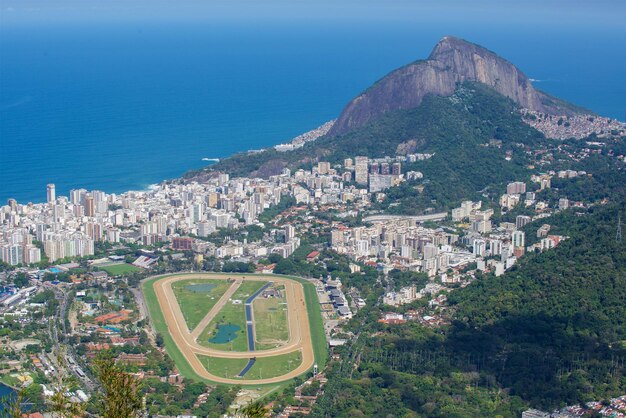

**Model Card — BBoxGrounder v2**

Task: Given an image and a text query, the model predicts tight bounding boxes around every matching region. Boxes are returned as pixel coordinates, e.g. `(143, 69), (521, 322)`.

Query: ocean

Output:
(1, 21), (624, 203)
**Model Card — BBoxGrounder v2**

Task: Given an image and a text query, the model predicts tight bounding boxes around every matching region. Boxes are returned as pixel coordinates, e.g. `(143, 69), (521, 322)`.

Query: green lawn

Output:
(197, 280), (266, 352)
(197, 357), (248, 380)
(0, 374), (19, 388)
(276, 274), (329, 370)
(99, 263), (140, 276)
(253, 285), (289, 350)
(199, 350), (302, 380)
(171, 279), (232, 331)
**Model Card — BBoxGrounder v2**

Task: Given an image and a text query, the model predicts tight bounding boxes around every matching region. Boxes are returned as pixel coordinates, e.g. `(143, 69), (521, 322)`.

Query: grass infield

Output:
(171, 278), (232, 331)
(253, 284), (289, 350)
(197, 280), (265, 351)
(198, 350), (303, 380)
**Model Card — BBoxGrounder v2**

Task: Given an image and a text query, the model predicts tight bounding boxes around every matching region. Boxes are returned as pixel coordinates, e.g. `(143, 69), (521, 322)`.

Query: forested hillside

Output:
(313, 200), (626, 417)
(449, 200), (626, 407)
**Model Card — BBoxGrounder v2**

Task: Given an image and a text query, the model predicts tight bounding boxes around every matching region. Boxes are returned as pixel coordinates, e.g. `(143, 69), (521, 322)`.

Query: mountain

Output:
(192, 36), (619, 195)
(328, 36), (584, 136)
(195, 81), (545, 180)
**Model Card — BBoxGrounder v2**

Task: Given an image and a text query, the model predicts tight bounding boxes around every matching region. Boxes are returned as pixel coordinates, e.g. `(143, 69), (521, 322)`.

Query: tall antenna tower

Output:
(617, 213), (622, 242)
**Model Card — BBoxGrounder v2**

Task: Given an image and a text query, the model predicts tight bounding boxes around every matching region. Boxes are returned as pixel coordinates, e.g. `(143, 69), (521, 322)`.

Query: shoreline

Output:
(2, 122), (330, 205)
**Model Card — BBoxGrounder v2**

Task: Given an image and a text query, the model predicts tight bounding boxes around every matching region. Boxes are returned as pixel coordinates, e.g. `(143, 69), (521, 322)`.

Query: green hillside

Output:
(313, 200), (626, 416)
(448, 200), (626, 408)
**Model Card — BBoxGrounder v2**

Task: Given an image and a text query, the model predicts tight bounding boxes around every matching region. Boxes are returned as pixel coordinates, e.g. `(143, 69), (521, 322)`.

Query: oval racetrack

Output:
(151, 273), (316, 384)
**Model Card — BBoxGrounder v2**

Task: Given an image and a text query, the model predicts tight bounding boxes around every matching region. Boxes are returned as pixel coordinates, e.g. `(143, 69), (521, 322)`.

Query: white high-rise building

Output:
(70, 188), (87, 205)
(423, 243), (438, 260)
(197, 221), (216, 237)
(516, 215), (532, 229)
(512, 230), (525, 248)
(284, 225), (296, 242)
(354, 156), (369, 185)
(473, 239), (486, 257)
(47, 184), (56, 203)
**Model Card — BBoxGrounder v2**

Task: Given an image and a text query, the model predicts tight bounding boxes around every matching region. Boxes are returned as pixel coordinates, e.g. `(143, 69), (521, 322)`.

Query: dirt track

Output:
(152, 273), (315, 384)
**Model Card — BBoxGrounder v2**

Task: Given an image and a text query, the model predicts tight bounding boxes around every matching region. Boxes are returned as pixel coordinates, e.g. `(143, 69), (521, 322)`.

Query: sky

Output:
(1, 0), (625, 28)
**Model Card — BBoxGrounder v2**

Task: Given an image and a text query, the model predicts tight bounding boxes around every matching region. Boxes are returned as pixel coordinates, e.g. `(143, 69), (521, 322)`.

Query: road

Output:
(150, 273), (315, 385)
(363, 212), (448, 223)
(131, 286), (156, 346)
(52, 288), (97, 392)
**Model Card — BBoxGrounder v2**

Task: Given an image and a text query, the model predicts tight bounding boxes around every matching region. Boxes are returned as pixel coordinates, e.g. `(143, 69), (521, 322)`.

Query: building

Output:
(506, 181), (526, 194)
(317, 162), (331, 175)
(172, 237), (193, 251)
(0, 243), (23, 265)
(84, 195), (95, 217)
(47, 183), (56, 203)
(284, 225), (296, 242)
(197, 221), (216, 237)
(331, 230), (344, 246)
(537, 224), (551, 238)
(472, 239), (486, 257)
(500, 193), (521, 210)
(354, 156), (369, 185)
(6, 198), (17, 211)
(471, 220), (492, 234)
(516, 215), (532, 229)
(369, 174), (394, 193)
(512, 230), (525, 249)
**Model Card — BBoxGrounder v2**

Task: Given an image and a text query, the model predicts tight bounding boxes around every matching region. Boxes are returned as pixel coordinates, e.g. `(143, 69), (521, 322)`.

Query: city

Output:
(1, 2), (625, 416)
(1, 140), (620, 416)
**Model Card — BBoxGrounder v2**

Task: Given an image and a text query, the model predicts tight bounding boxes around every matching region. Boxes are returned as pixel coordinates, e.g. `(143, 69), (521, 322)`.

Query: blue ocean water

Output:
(1, 22), (624, 203)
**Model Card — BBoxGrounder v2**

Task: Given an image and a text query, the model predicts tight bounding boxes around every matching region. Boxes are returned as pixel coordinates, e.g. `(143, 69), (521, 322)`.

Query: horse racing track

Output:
(142, 273), (325, 385)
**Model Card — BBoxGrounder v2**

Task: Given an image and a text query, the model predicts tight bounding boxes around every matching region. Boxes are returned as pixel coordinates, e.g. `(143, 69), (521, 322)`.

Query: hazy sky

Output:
(1, 0), (625, 28)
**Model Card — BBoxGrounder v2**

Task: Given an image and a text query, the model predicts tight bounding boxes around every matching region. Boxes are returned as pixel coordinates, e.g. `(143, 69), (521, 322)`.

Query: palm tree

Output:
(94, 356), (143, 418)
(240, 401), (269, 418)
(0, 388), (24, 418)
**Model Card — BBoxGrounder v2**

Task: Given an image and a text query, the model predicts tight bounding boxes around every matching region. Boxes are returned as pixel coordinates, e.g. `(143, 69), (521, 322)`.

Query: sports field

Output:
(142, 273), (327, 385)
(99, 263), (140, 275)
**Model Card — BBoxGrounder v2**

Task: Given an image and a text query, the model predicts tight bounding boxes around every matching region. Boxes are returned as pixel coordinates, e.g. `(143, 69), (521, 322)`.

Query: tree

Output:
(94, 356), (143, 418)
(12, 272), (29, 288)
(0, 388), (24, 418)
(240, 401), (269, 418)
(268, 253), (284, 264)
(49, 387), (85, 418)
(155, 333), (164, 348)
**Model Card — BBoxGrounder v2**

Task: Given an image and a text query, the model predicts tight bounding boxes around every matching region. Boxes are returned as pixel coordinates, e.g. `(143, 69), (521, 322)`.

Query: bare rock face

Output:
(329, 36), (579, 136)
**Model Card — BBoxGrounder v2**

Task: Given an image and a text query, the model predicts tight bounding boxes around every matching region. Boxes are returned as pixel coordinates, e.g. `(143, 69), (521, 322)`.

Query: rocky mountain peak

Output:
(328, 37), (581, 136)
